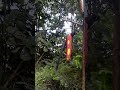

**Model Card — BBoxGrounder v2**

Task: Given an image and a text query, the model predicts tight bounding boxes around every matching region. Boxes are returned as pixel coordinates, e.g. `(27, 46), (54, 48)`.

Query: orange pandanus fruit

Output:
(66, 34), (72, 60)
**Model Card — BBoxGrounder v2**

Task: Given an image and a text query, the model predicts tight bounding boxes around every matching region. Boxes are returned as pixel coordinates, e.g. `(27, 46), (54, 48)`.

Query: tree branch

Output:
(62, 18), (83, 26)
(3, 61), (23, 89)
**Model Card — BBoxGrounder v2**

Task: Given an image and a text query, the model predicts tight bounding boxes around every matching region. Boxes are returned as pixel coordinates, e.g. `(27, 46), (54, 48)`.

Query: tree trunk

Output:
(113, 13), (120, 90)
(112, 0), (120, 90)
(82, 17), (88, 90)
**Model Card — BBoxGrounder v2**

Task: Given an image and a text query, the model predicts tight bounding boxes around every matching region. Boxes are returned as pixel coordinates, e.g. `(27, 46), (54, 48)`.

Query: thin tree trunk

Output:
(82, 17), (88, 90)
(78, 0), (88, 90)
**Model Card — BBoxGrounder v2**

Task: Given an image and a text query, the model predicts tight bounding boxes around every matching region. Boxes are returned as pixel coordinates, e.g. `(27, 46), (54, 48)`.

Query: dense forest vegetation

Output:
(35, 0), (113, 90)
(0, 0), (120, 90)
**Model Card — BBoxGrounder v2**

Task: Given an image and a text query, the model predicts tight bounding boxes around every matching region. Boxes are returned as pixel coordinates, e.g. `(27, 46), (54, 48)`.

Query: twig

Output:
(62, 18), (83, 26)
(36, 52), (45, 64)
(3, 61), (23, 89)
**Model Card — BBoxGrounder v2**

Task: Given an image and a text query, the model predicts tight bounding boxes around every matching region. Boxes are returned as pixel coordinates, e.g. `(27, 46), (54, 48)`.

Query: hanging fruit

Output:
(66, 33), (72, 60)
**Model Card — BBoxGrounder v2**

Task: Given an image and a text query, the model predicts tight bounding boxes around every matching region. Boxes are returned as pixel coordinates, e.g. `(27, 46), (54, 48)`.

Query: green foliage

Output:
(35, 62), (82, 90)
(34, 0), (114, 90)
(73, 55), (82, 69)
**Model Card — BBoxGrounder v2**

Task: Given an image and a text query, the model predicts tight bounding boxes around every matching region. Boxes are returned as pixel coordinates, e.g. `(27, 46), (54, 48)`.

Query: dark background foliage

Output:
(0, 0), (36, 89)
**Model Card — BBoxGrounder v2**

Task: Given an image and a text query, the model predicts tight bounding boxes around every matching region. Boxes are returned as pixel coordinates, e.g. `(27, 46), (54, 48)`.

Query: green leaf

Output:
(16, 21), (26, 30)
(43, 47), (48, 52)
(14, 30), (26, 40)
(20, 48), (31, 61)
(6, 37), (16, 46)
(37, 36), (51, 47)
(99, 69), (112, 75)
(11, 47), (21, 53)
(15, 0), (24, 4)
(73, 55), (82, 69)
(6, 26), (16, 34)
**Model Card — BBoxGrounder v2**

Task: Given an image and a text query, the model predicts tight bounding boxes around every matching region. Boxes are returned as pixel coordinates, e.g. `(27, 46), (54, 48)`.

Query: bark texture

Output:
(82, 17), (88, 90)
(112, 0), (120, 90)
